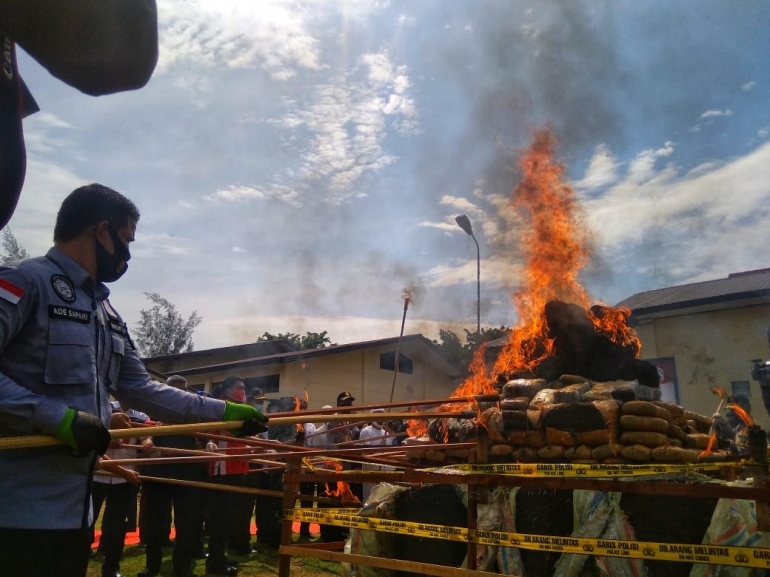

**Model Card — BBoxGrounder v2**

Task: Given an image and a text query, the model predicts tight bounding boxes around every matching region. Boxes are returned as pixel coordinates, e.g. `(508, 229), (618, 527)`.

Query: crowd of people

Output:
(0, 182), (400, 577)
(88, 379), (407, 577)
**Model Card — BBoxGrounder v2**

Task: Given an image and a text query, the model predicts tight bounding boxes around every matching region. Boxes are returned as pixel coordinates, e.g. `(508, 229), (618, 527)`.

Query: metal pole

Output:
(389, 297), (410, 404)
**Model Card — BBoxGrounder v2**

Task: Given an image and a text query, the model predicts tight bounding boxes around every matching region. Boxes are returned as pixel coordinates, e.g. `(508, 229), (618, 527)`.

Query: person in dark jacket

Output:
(138, 375), (208, 577)
(0, 184), (267, 577)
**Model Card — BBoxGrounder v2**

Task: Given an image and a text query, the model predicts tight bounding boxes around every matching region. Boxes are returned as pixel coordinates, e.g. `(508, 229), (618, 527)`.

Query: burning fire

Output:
(587, 305), (641, 356)
(410, 128), (643, 435)
(292, 395), (304, 435)
(322, 459), (360, 504)
(728, 403), (755, 427)
(407, 406), (427, 438)
(472, 129), (639, 388)
(492, 129), (593, 377)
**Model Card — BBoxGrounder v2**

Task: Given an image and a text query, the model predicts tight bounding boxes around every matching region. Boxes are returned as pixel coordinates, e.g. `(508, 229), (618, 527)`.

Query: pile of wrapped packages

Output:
(407, 376), (730, 464)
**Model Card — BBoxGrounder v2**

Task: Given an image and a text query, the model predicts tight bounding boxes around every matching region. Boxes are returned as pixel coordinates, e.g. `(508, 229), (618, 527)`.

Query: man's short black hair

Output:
(53, 183), (140, 242)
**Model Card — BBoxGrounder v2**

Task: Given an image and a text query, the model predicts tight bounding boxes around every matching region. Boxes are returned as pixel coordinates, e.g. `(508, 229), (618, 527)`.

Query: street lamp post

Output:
(455, 215), (480, 337)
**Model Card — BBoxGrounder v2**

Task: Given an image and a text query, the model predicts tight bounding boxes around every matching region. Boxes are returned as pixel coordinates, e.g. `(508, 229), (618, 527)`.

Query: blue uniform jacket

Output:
(0, 247), (226, 529)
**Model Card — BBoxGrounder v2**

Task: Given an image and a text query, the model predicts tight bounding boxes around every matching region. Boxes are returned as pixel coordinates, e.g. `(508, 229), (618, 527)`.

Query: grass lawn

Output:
(87, 540), (343, 576)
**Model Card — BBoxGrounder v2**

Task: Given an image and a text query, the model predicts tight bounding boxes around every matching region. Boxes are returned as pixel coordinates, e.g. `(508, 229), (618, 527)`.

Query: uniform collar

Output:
(45, 246), (111, 300)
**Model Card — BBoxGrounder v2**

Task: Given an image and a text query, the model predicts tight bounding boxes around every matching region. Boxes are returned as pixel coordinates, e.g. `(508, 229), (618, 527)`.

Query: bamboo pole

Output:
(0, 411), (471, 451)
(105, 442), (443, 468)
(103, 451), (286, 468)
(134, 474), (353, 505)
(284, 394), (499, 418)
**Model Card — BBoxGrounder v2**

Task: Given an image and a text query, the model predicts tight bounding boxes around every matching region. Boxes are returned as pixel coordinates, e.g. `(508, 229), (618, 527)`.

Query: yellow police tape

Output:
(427, 461), (738, 478)
(288, 508), (770, 569)
(320, 460), (738, 478)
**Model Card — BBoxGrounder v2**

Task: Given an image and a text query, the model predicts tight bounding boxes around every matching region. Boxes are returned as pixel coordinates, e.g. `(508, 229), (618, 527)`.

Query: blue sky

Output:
(8, 0), (770, 350)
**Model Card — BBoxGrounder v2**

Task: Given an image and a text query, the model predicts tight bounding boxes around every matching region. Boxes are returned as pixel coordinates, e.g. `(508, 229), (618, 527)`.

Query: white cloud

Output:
(573, 144), (619, 190)
(582, 141), (770, 282)
(426, 255), (523, 290)
(203, 184), (300, 205)
(758, 127), (769, 139)
(155, 0), (322, 80)
(131, 232), (192, 257)
(205, 185), (266, 202)
(232, 246), (246, 253)
(270, 50), (418, 203)
(742, 81), (755, 91)
(700, 109), (733, 118)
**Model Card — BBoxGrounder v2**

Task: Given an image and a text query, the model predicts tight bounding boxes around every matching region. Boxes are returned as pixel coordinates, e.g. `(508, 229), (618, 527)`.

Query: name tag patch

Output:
(109, 320), (127, 336)
(49, 305), (91, 323)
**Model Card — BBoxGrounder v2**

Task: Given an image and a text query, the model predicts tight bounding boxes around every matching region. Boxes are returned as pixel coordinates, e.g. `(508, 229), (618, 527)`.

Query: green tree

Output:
(135, 292), (202, 357)
(1, 227), (28, 264)
(257, 330), (334, 350)
(432, 326), (511, 378)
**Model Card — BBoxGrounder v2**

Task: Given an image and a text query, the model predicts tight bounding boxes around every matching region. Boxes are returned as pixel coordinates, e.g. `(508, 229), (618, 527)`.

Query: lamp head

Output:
(455, 214), (474, 236)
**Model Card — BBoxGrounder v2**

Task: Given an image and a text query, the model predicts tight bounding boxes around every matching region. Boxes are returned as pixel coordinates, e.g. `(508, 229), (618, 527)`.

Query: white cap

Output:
(371, 408), (385, 413)
(321, 404), (333, 410)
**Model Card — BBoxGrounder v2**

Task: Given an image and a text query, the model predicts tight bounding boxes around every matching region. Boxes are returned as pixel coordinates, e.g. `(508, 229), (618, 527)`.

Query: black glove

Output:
(238, 416), (269, 437)
(54, 408), (112, 457)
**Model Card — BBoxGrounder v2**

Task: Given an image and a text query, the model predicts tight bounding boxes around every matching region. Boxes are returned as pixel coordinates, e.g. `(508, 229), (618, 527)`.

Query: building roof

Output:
(617, 268), (770, 318)
(140, 339), (298, 365)
(145, 334), (461, 379)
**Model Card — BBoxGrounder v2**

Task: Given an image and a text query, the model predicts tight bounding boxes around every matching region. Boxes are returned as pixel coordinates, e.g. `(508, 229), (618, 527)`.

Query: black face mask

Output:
(95, 225), (131, 283)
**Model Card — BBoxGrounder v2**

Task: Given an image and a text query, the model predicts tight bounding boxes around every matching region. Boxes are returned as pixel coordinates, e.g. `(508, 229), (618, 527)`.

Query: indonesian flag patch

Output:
(0, 278), (24, 304)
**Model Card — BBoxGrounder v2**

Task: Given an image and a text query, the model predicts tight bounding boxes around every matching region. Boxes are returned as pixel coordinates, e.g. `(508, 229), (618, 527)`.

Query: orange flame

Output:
(322, 459), (360, 504)
(292, 395), (304, 434)
(493, 129), (594, 377)
(587, 305), (641, 355)
(453, 129), (639, 398)
(711, 386), (727, 401)
(728, 404), (755, 427)
(407, 406), (427, 437)
(699, 433), (718, 458)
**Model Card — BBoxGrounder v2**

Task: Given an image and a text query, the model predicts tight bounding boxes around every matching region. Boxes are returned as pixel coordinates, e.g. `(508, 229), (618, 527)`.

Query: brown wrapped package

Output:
(621, 444), (652, 462)
(684, 433), (712, 450)
(513, 447), (538, 462)
(620, 431), (670, 448)
(538, 445), (566, 459)
(651, 446), (700, 463)
(564, 445), (593, 460)
(619, 414), (670, 435)
(508, 430), (546, 448)
(621, 400), (672, 422)
(490, 444), (514, 457)
(683, 411), (713, 434)
(592, 443), (624, 460)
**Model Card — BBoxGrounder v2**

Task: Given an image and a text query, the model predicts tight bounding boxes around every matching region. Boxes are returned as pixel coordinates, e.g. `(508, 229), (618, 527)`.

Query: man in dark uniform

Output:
(0, 184), (267, 577)
(138, 375), (206, 577)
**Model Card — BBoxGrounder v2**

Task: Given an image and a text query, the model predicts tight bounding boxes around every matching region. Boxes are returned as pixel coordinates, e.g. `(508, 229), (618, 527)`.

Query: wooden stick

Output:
(104, 446), (286, 468)
(0, 411), (470, 451)
(279, 546), (500, 577)
(337, 431), (408, 446)
(135, 474), (355, 506)
(270, 395), (499, 418)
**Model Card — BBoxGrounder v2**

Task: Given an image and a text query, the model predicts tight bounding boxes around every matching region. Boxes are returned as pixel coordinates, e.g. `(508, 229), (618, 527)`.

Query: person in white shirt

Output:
(92, 401), (149, 577)
(358, 408), (396, 503)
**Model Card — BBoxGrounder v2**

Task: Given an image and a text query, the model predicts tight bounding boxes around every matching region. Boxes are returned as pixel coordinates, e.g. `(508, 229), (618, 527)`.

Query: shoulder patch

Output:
(102, 299), (122, 321)
(0, 278), (25, 304)
(50, 275), (76, 303)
